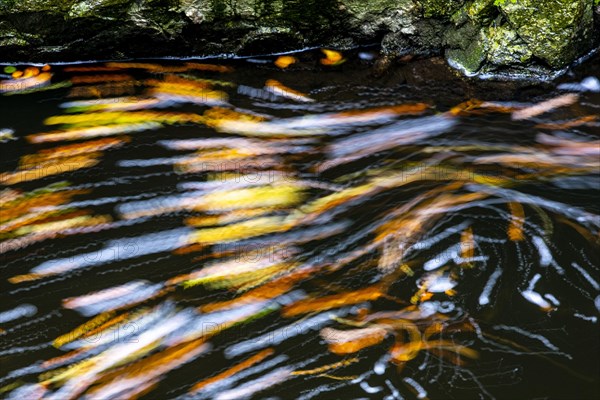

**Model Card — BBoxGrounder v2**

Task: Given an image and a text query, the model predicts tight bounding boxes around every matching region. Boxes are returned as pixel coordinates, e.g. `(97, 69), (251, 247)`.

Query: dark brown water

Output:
(1, 51), (599, 400)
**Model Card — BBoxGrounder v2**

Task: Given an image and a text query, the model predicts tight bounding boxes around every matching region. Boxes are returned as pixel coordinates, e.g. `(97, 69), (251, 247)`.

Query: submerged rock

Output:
(0, 0), (597, 79)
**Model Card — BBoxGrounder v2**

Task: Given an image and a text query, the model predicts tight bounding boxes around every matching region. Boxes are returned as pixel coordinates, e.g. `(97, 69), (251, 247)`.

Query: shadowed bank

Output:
(0, 0), (599, 79)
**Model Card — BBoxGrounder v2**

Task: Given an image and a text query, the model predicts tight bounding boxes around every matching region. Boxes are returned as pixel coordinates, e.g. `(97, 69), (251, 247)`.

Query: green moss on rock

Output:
(420, 0), (466, 17)
(0, 19), (44, 48)
(342, 0), (405, 18)
(466, 0), (496, 22)
(450, 0), (496, 30)
(0, 0), (78, 13)
(67, 0), (131, 19)
(342, 0), (418, 38)
(180, 0), (214, 23)
(486, 24), (531, 65)
(0, 23), (29, 47)
(499, 0), (594, 68)
(445, 22), (488, 73)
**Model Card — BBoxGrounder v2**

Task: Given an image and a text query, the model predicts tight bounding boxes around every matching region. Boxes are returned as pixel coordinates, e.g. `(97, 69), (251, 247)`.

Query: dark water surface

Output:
(1, 51), (599, 400)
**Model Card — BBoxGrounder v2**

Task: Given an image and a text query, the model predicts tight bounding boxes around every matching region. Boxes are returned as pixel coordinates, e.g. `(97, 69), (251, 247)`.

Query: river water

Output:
(1, 51), (599, 399)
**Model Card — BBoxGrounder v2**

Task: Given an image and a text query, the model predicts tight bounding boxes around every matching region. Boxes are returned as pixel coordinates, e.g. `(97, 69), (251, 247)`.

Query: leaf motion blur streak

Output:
(1, 56), (599, 399)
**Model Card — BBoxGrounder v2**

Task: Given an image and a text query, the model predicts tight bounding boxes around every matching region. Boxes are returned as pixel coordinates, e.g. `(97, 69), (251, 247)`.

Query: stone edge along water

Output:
(0, 0), (599, 79)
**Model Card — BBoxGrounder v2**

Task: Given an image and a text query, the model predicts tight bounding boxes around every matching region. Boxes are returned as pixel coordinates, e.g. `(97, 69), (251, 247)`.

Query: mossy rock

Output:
(445, 22), (488, 73)
(465, 0), (496, 22)
(342, 0), (418, 39)
(279, 0), (341, 30)
(0, 0), (597, 77)
(0, 23), (32, 47)
(486, 24), (532, 66)
(420, 0), (466, 17)
(67, 0), (131, 19)
(499, 0), (594, 68)
(0, 0), (82, 14)
(342, 0), (410, 18)
(237, 26), (304, 54)
(180, 0), (215, 24)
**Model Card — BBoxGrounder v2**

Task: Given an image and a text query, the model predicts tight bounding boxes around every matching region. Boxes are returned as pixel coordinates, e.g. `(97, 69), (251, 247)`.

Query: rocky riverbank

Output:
(1, 0), (598, 78)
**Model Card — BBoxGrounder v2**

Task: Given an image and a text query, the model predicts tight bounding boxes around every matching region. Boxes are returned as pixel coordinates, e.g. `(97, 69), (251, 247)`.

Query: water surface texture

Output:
(1, 52), (599, 399)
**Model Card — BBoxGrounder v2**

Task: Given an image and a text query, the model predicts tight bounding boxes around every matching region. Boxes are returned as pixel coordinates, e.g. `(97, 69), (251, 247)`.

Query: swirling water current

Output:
(0, 52), (599, 399)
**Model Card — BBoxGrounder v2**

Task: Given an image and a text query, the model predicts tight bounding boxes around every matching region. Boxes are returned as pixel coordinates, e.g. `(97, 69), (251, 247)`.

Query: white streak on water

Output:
(177, 174), (293, 192)
(473, 234), (507, 244)
(374, 353), (391, 375)
(494, 325), (561, 352)
(571, 262), (600, 290)
(573, 313), (597, 323)
(118, 156), (189, 167)
(63, 280), (164, 316)
(424, 274), (456, 293)
(329, 115), (456, 159)
(411, 221), (471, 250)
(360, 381), (383, 394)
(6, 384), (47, 400)
(214, 367), (292, 400)
(31, 228), (193, 276)
(521, 274), (552, 309)
(557, 77), (600, 93)
(0, 304), (37, 323)
(33, 193), (162, 211)
(224, 309), (347, 358)
(527, 274), (542, 291)
(532, 236), (552, 267)
(453, 255), (489, 264)
(166, 301), (273, 347)
(479, 268), (502, 306)
(418, 301), (454, 317)
(0, 342), (53, 356)
(532, 236), (564, 274)
(116, 192), (203, 218)
(385, 379), (403, 400)
(466, 184), (600, 230)
(521, 291), (551, 309)
(543, 294), (560, 307)
(423, 244), (460, 271)
(403, 377), (427, 399)
(190, 355), (289, 399)
(63, 302), (176, 351)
